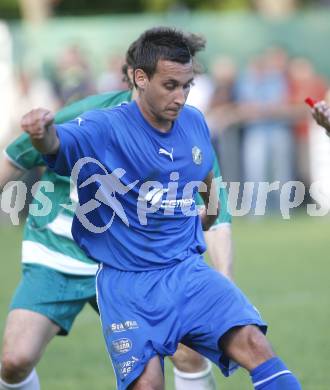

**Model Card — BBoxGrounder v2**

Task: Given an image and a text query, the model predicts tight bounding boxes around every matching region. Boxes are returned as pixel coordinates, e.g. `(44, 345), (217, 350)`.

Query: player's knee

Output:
(172, 344), (206, 373)
(220, 325), (274, 371)
(1, 352), (35, 382)
(244, 326), (273, 360)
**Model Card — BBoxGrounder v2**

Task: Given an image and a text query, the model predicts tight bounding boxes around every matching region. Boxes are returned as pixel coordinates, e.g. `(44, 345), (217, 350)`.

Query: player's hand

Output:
(312, 101), (330, 136)
(21, 108), (54, 140)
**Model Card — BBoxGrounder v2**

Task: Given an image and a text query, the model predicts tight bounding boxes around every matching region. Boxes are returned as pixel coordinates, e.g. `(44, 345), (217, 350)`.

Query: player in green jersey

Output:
(0, 33), (232, 390)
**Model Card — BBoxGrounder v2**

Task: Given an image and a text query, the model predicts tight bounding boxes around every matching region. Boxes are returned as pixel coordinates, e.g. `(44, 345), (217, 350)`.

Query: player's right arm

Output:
(21, 107), (109, 177)
(21, 108), (59, 155)
(312, 101), (330, 135)
(16, 93), (119, 162)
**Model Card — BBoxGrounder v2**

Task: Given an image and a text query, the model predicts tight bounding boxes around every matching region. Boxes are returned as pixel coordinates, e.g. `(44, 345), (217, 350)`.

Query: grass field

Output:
(0, 215), (329, 389)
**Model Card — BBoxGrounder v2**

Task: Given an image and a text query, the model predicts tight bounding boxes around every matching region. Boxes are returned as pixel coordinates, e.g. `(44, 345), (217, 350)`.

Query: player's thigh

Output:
(128, 356), (164, 390)
(1, 309), (60, 365)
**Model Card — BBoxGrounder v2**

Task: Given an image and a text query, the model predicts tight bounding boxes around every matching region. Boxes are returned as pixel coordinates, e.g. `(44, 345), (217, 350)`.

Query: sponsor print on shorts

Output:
(115, 356), (139, 379)
(112, 338), (133, 355)
(106, 320), (139, 336)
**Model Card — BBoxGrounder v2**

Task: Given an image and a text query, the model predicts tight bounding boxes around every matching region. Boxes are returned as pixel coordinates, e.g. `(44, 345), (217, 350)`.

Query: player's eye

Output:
(183, 81), (195, 90)
(164, 83), (176, 91)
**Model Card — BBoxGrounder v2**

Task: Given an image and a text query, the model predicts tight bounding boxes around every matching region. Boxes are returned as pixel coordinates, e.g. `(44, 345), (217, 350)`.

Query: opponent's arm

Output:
(312, 101), (330, 135)
(198, 170), (220, 231)
(204, 159), (233, 278)
(204, 225), (233, 279)
(196, 154), (234, 277)
(0, 156), (25, 192)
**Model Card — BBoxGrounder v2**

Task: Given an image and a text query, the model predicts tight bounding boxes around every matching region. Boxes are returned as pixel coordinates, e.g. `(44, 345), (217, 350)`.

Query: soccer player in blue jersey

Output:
(122, 32), (231, 390)
(22, 27), (301, 390)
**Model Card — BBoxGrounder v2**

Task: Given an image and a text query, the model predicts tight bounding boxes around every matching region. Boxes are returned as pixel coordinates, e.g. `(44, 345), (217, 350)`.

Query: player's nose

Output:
(173, 88), (186, 107)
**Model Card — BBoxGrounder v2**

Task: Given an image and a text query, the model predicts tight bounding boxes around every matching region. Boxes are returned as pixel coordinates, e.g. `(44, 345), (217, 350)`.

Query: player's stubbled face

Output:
(144, 59), (194, 124)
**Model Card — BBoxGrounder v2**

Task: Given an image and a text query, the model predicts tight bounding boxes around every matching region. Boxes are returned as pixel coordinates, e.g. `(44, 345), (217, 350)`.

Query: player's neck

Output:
(132, 88), (138, 100)
(136, 98), (172, 133)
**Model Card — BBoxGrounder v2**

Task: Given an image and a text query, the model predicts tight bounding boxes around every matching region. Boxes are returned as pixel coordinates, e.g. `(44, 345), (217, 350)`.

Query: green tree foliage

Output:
(0, 0), (322, 19)
(53, 0), (142, 15)
(0, 0), (20, 19)
(140, 0), (250, 12)
(52, 0), (252, 14)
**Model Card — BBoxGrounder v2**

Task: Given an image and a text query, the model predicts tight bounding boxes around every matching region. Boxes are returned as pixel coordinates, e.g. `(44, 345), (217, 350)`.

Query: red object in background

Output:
(305, 97), (316, 108)
(288, 69), (327, 139)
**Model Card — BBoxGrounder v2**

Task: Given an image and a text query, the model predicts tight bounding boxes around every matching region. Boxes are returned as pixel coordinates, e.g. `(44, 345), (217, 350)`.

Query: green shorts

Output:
(10, 263), (98, 335)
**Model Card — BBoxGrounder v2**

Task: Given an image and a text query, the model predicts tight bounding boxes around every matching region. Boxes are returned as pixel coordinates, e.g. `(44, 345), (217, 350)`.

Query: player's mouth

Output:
(166, 107), (182, 115)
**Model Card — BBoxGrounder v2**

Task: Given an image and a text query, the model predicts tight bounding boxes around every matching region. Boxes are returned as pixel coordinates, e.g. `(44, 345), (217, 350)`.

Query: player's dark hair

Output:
(122, 27), (206, 89)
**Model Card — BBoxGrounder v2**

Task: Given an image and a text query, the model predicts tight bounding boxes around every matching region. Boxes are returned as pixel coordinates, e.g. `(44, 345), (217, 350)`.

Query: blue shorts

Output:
(96, 256), (267, 390)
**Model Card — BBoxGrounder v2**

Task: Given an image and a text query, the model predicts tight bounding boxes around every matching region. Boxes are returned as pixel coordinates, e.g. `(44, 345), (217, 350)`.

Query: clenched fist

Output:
(21, 108), (54, 140)
(21, 108), (59, 154)
(312, 101), (330, 135)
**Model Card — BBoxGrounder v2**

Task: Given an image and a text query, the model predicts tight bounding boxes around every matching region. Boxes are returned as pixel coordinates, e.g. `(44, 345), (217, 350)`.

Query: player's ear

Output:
(134, 69), (148, 90)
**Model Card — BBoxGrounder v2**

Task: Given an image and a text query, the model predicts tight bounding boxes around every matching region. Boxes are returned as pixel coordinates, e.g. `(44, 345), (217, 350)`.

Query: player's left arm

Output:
(204, 155), (233, 278)
(198, 169), (220, 231)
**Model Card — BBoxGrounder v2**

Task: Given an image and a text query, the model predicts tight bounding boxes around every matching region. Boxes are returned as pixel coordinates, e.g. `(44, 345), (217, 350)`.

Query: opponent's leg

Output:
(171, 345), (216, 390)
(0, 369), (40, 390)
(0, 309), (60, 389)
(220, 325), (301, 389)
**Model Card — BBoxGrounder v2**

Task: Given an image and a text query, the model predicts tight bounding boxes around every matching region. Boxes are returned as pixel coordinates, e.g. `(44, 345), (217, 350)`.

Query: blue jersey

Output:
(45, 101), (214, 271)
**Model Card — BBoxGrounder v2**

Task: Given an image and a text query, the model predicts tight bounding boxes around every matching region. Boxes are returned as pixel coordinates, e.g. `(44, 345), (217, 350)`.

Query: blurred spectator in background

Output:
(235, 47), (294, 213)
(97, 54), (127, 93)
(185, 68), (213, 113)
(206, 56), (240, 183)
(50, 44), (95, 105)
(7, 67), (58, 142)
(186, 56), (241, 183)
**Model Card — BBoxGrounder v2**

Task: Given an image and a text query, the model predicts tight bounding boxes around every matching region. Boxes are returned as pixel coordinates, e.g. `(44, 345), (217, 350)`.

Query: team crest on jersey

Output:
(192, 146), (202, 165)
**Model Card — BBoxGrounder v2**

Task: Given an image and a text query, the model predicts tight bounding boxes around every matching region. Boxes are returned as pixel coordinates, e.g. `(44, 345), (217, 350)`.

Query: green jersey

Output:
(5, 89), (230, 275)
